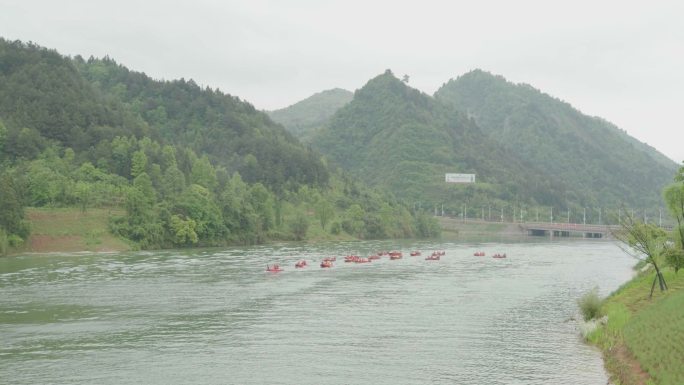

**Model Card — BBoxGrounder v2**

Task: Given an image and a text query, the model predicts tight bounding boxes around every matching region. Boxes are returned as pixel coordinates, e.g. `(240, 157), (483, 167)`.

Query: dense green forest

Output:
(307, 69), (676, 218)
(268, 88), (353, 142)
(0, 39), (439, 253)
(1, 39), (677, 253)
(434, 69), (677, 209)
(311, 70), (575, 214)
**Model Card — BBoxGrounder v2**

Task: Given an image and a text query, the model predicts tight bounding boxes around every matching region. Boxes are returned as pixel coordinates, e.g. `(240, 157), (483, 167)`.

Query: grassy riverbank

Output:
(19, 207), (131, 254)
(14, 211), (568, 255)
(8, 207), (382, 255)
(586, 268), (684, 385)
(437, 217), (524, 240)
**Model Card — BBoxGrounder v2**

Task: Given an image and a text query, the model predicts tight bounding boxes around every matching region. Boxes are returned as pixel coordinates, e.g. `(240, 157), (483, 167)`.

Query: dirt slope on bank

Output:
(22, 208), (129, 253)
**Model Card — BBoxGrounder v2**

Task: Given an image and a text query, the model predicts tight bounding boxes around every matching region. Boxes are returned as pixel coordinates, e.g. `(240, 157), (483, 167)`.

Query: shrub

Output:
(7, 234), (24, 248)
(290, 212), (309, 241)
(329, 221), (341, 235)
(414, 213), (441, 238)
(663, 247), (684, 274)
(578, 287), (603, 321)
(0, 228), (7, 255)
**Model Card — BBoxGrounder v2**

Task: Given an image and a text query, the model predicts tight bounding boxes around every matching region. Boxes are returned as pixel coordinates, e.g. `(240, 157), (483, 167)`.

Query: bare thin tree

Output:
(612, 210), (668, 298)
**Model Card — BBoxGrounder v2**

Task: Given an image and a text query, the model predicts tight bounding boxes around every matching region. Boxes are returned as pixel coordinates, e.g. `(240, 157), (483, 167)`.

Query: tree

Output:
(663, 182), (684, 251)
(248, 183), (275, 240)
(169, 214), (198, 246)
(0, 172), (29, 239)
(190, 155), (217, 191)
(363, 212), (387, 238)
(63, 148), (75, 169)
(274, 199), (283, 228)
(315, 199), (334, 230)
(131, 150), (148, 179)
(115, 186), (163, 248)
(663, 248), (684, 274)
(343, 204), (365, 238)
(613, 213), (668, 297)
(290, 211), (309, 241)
(161, 145), (178, 170)
(26, 159), (68, 206)
(220, 173), (248, 235)
(75, 181), (91, 212)
(74, 162), (101, 182)
(174, 184), (225, 242)
(414, 212), (441, 238)
(0, 120), (6, 146)
(241, 153), (260, 183)
(160, 165), (185, 199)
(6, 127), (46, 160)
(0, 120), (7, 162)
(110, 136), (134, 177)
(0, 228), (7, 255)
(133, 172), (156, 205)
(663, 180), (684, 273)
(674, 161), (684, 183)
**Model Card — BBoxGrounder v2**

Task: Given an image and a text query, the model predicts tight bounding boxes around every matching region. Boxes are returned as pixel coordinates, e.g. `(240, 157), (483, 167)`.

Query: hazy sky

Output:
(2, 0), (683, 162)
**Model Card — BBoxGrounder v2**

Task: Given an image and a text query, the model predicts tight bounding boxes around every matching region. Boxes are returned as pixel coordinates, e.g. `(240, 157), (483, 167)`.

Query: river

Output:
(1, 240), (634, 384)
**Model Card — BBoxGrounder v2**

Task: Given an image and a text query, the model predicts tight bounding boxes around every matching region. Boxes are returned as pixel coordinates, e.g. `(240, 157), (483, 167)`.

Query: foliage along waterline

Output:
(0, 39), (439, 253)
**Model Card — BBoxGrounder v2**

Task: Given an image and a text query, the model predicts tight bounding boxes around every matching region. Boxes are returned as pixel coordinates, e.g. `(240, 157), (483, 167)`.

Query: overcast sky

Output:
(2, 0), (683, 162)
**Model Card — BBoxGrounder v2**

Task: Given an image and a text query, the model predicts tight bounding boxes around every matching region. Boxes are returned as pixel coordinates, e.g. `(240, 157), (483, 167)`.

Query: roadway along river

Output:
(0, 240), (635, 384)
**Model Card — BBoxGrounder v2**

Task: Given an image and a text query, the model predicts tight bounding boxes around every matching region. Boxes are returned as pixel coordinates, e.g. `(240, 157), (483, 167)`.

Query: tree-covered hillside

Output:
(312, 70), (572, 212)
(0, 41), (146, 158)
(268, 88), (353, 142)
(0, 39), (439, 253)
(435, 69), (678, 208)
(76, 56), (328, 192)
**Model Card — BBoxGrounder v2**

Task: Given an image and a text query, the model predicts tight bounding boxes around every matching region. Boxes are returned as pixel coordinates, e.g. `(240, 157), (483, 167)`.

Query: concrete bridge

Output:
(520, 222), (619, 239)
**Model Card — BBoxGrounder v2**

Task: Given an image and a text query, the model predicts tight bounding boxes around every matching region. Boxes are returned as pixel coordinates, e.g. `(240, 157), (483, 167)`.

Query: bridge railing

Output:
(519, 222), (619, 232)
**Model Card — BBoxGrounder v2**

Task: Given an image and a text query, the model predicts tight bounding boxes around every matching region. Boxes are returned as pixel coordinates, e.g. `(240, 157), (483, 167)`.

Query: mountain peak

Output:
(459, 68), (501, 80)
(361, 69), (404, 88)
(434, 69), (677, 208)
(353, 69), (429, 109)
(267, 88), (353, 140)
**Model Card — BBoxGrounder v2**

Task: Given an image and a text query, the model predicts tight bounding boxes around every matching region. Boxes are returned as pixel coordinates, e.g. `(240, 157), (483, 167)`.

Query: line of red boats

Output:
(267, 250), (508, 272)
(473, 251), (507, 258)
(266, 250), (458, 272)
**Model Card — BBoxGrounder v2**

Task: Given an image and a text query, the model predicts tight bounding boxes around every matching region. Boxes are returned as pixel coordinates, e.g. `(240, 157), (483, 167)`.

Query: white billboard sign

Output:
(445, 173), (476, 183)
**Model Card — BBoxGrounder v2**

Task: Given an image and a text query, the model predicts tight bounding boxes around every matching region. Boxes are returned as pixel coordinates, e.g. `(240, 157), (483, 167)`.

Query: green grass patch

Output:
(608, 269), (684, 313)
(28, 207), (116, 235)
(604, 302), (631, 336)
(623, 290), (684, 385)
(588, 268), (684, 385)
(586, 302), (630, 346)
(24, 207), (130, 253)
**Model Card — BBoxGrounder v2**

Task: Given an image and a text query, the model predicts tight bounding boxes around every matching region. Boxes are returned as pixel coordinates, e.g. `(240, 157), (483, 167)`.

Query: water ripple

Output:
(0, 241), (634, 384)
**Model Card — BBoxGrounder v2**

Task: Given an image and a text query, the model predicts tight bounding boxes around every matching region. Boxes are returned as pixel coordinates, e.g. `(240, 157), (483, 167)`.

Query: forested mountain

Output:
(0, 42), (145, 158)
(268, 88), (353, 141)
(0, 39), (439, 252)
(434, 70), (678, 208)
(76, 57), (329, 192)
(312, 70), (572, 211)
(0, 38), (328, 192)
(1, 37), (675, 252)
